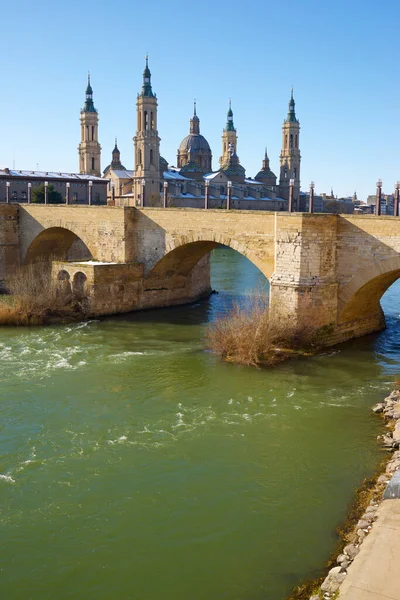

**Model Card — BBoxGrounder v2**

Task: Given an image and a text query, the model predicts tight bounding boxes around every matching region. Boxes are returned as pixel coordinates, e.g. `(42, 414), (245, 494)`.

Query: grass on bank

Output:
(205, 291), (319, 367)
(0, 262), (88, 326)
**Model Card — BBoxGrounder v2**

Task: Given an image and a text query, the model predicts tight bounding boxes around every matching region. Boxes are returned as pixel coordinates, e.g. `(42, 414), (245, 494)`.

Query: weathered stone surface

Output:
(372, 403), (385, 413)
(320, 566), (346, 594)
(356, 519), (370, 529)
(343, 543), (359, 560)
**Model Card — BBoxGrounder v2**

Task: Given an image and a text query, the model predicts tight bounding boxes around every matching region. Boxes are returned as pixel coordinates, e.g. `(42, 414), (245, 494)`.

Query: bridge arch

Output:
(146, 232), (274, 281)
(338, 256), (400, 323)
(24, 227), (93, 265)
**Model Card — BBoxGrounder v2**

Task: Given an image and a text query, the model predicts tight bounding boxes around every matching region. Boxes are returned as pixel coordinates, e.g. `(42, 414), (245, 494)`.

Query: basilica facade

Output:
(79, 59), (301, 209)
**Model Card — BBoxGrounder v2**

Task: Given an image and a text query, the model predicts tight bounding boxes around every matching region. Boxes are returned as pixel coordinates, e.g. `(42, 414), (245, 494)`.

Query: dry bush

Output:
(0, 261), (88, 326)
(206, 291), (318, 367)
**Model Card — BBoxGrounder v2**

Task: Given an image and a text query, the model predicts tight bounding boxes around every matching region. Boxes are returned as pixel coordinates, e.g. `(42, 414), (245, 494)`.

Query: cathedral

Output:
(79, 59), (301, 209)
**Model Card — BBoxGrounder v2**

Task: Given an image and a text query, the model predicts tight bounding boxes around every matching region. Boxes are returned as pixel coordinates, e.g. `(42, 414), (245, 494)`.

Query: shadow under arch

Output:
(338, 257), (400, 323)
(24, 227), (93, 265)
(146, 236), (273, 282)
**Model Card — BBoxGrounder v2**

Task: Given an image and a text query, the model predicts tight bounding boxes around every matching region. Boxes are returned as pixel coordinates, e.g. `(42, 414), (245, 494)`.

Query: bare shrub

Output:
(0, 261), (88, 326)
(206, 290), (319, 367)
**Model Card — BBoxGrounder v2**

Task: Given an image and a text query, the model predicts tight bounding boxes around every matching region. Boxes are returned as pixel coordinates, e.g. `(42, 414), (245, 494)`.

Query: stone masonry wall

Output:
(0, 205), (20, 291)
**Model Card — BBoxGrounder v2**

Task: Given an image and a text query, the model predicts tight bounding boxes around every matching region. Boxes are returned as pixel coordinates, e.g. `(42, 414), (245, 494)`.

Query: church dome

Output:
(179, 134), (211, 153)
(255, 168), (276, 180)
(159, 155), (168, 173)
(180, 160), (204, 174)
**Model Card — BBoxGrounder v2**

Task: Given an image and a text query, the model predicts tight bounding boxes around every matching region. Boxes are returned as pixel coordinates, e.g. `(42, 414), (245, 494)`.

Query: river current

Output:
(1, 248), (398, 600)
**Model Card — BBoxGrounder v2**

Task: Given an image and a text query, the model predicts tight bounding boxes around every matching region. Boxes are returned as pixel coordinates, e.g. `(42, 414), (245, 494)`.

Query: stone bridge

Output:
(1, 203), (400, 344)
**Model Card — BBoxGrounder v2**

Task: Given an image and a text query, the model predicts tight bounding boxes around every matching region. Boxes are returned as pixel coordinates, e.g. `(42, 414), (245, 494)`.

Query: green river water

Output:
(1, 247), (398, 600)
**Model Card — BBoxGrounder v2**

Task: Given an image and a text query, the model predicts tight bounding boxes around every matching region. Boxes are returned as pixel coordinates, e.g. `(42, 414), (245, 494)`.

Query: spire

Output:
(110, 138), (125, 170)
(83, 73), (96, 113)
(190, 100), (200, 134)
(141, 54), (154, 97)
(225, 99), (235, 131)
(286, 87), (297, 123)
(262, 147), (270, 170)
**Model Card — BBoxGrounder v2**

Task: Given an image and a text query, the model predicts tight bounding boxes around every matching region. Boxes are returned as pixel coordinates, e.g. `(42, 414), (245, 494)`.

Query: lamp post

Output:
(66, 182), (70, 205)
(163, 181), (168, 208)
(288, 178), (294, 212)
(6, 181), (10, 203)
(309, 181), (315, 213)
(141, 178), (146, 208)
(394, 182), (400, 218)
(88, 180), (93, 206)
(27, 182), (32, 204)
(227, 181), (232, 210)
(205, 180), (210, 210)
(376, 179), (382, 216)
(44, 180), (49, 205)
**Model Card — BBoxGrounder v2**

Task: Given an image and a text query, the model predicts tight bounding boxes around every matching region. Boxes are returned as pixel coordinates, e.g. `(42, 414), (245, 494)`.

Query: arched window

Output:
(290, 134), (293, 149)
(285, 135), (288, 149)
(72, 272), (87, 299)
(295, 135), (298, 148)
(91, 157), (95, 171)
(150, 112), (154, 129)
(91, 126), (94, 140)
(144, 111), (149, 130)
(138, 149), (142, 167)
(150, 149), (153, 164)
(293, 168), (297, 178)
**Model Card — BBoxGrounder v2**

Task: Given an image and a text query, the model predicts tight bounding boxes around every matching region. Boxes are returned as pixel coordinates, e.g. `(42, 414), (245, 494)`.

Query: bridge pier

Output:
(269, 213), (339, 339)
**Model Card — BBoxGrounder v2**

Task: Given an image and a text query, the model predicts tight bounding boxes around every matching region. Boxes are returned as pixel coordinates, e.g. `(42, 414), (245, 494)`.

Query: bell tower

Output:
(278, 89), (301, 203)
(133, 56), (161, 206)
(219, 100), (238, 168)
(78, 74), (101, 176)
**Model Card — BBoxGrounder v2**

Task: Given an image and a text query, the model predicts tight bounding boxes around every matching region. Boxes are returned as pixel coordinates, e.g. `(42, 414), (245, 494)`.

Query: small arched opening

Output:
(57, 269), (72, 298)
(72, 272), (87, 299)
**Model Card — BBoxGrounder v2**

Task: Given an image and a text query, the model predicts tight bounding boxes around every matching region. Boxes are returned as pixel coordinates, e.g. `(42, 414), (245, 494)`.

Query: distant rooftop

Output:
(0, 168), (106, 182)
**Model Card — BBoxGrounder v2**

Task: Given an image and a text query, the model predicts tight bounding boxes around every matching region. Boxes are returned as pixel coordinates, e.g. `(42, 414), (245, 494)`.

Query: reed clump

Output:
(0, 261), (88, 326)
(206, 292), (319, 367)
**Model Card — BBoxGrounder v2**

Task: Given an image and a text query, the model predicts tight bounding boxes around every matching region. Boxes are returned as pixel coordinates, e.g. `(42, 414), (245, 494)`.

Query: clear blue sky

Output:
(0, 0), (399, 200)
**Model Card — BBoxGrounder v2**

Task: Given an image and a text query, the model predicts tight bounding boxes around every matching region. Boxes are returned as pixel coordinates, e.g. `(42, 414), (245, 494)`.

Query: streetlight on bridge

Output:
(375, 179), (382, 216)
(163, 181), (168, 208)
(394, 182), (400, 217)
(309, 181), (315, 213)
(227, 181), (232, 210)
(288, 178), (294, 212)
(141, 178), (146, 208)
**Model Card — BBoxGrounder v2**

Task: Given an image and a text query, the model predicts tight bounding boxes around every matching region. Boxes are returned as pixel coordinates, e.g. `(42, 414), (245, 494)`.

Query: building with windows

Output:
(0, 167), (107, 204)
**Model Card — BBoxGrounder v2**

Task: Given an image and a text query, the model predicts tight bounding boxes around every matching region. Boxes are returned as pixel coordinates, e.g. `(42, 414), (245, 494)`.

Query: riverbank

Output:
(289, 389), (400, 600)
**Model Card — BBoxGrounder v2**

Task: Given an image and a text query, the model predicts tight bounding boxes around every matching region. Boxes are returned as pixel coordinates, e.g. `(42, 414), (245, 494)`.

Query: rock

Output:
(360, 512), (373, 523)
(393, 423), (400, 445)
(393, 401), (400, 418)
(344, 543), (359, 560)
(365, 505), (377, 513)
(378, 474), (390, 483)
(372, 403), (385, 413)
(384, 409), (395, 419)
(388, 390), (400, 400)
(320, 566), (346, 594)
(357, 529), (366, 541)
(309, 596), (320, 600)
(340, 559), (351, 569)
(379, 434), (394, 448)
(356, 518), (370, 529)
(337, 553), (347, 564)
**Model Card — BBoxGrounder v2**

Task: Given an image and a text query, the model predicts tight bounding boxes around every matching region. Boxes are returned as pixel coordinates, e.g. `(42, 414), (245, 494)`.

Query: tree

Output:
(31, 184), (63, 204)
